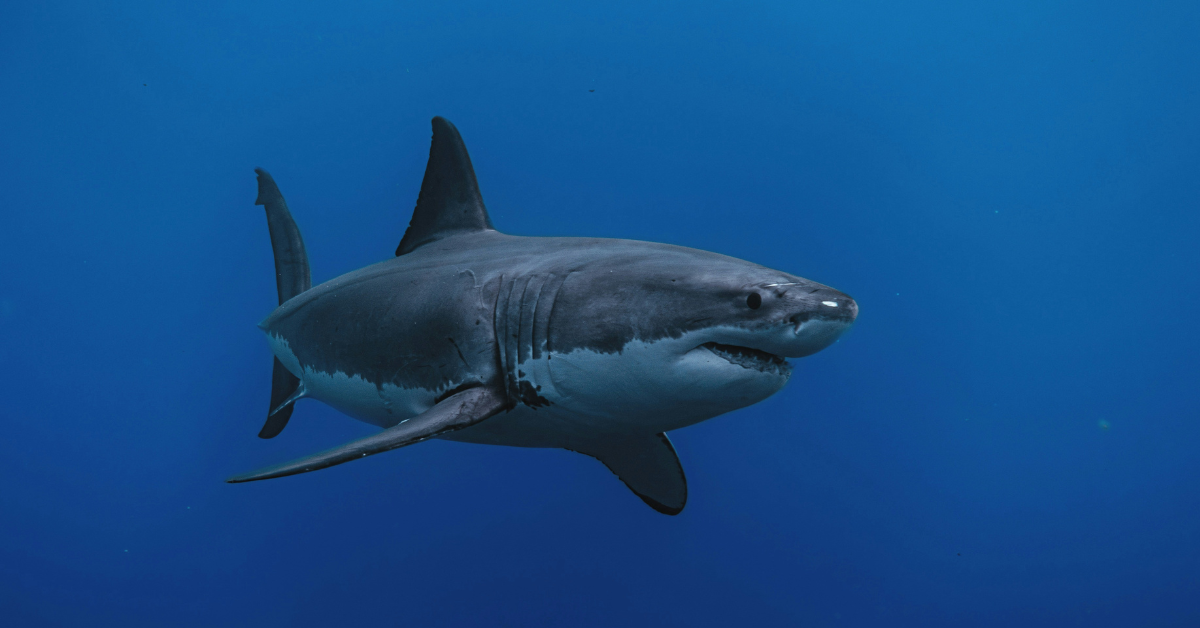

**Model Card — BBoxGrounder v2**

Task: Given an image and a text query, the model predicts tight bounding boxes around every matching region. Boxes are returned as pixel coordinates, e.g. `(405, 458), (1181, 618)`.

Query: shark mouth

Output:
(701, 342), (792, 376)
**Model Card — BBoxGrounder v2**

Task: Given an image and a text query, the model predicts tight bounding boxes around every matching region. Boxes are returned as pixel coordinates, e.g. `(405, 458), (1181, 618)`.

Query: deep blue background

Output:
(2, 1), (1198, 625)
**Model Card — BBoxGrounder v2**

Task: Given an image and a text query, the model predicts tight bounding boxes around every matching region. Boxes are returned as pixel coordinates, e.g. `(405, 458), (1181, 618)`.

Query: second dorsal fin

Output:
(395, 117), (496, 256)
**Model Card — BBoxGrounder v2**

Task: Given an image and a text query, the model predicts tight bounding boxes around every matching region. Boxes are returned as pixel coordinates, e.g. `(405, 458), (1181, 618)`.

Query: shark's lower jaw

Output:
(700, 342), (792, 377)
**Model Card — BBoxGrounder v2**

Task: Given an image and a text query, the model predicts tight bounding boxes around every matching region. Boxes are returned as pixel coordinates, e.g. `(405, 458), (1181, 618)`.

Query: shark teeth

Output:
(701, 342), (792, 376)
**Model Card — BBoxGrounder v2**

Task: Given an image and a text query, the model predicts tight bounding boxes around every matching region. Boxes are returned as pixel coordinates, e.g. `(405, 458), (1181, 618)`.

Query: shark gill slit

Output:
(532, 273), (565, 360)
(518, 275), (547, 366)
(506, 276), (530, 400)
(499, 275), (528, 405)
(514, 274), (554, 408)
(492, 274), (512, 407)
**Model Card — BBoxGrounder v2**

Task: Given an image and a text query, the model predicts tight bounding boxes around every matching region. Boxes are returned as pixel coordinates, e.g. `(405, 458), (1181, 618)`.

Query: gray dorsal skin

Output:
(394, 116), (495, 256)
(253, 168), (311, 439)
(232, 117), (860, 515)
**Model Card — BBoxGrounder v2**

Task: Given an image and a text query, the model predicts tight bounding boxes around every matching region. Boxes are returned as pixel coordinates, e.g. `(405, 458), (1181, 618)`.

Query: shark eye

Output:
(746, 293), (762, 310)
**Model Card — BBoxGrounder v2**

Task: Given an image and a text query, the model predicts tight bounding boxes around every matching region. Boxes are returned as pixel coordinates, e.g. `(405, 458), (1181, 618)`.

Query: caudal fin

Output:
(253, 168), (311, 438)
(254, 168), (311, 303)
(258, 358), (301, 438)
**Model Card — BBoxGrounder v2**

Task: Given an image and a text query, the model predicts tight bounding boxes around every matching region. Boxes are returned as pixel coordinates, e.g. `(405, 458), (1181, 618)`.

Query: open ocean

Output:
(2, 1), (1198, 625)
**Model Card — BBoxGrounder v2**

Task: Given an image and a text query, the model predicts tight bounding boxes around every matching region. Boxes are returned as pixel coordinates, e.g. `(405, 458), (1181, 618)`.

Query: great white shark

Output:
(229, 117), (858, 515)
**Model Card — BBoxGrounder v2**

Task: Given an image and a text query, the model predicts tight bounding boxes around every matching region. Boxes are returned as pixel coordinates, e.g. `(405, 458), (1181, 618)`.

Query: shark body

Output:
(231, 117), (858, 515)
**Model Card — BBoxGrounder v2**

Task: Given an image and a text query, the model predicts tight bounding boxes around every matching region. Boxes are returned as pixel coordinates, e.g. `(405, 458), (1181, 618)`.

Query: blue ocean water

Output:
(2, 1), (1198, 625)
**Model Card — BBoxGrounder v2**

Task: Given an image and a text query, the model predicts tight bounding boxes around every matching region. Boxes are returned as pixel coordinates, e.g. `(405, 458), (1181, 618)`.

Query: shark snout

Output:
(783, 287), (857, 357)
(792, 287), (857, 325)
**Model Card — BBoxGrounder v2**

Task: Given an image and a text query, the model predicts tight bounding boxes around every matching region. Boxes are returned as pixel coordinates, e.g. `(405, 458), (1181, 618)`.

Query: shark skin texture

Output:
(230, 117), (858, 515)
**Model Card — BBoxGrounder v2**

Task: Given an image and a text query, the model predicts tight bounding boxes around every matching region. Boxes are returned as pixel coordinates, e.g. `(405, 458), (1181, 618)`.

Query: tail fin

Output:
(255, 168), (311, 303)
(254, 168), (311, 439)
(260, 359), (301, 438)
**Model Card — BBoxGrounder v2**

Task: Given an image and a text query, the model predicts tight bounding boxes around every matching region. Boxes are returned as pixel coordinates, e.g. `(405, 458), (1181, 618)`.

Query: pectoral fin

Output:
(228, 386), (506, 483)
(570, 432), (687, 515)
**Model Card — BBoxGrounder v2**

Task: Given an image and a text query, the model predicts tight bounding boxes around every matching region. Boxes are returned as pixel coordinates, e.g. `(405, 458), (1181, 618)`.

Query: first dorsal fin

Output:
(395, 117), (496, 256)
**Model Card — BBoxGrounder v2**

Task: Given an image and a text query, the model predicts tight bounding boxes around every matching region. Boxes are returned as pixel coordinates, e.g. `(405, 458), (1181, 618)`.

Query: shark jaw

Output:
(699, 342), (792, 376)
(684, 313), (855, 390)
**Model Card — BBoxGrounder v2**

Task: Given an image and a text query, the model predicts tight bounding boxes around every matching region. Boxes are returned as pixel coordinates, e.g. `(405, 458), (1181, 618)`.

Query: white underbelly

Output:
(542, 334), (787, 432)
(302, 369), (437, 428)
(266, 331), (437, 428)
(266, 328), (786, 445)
